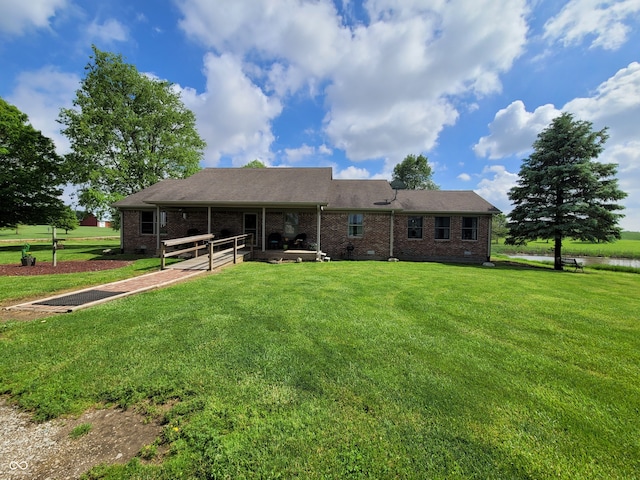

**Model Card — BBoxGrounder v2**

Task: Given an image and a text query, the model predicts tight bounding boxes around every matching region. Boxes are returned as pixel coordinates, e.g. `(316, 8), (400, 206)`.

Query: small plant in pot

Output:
(21, 243), (36, 266)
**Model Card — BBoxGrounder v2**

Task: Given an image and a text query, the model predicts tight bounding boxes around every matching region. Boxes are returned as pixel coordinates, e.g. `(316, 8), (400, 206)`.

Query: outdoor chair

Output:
(268, 232), (282, 249)
(293, 233), (307, 249)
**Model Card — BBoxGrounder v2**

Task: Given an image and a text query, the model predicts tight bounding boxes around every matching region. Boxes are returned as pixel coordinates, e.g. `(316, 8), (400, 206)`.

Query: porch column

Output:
(156, 205), (161, 252)
(389, 210), (395, 258)
(316, 204), (322, 253)
(262, 207), (266, 252)
(207, 206), (212, 234)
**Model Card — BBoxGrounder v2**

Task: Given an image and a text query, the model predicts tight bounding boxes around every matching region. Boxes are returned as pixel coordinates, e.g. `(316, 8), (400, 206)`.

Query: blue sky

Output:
(1, 0), (639, 230)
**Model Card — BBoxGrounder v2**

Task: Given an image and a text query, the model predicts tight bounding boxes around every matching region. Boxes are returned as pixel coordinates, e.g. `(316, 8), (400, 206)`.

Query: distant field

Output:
(493, 231), (640, 258)
(0, 225), (118, 241)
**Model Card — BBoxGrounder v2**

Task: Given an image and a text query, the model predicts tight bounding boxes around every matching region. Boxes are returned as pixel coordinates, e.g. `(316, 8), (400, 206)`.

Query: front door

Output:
(244, 213), (258, 245)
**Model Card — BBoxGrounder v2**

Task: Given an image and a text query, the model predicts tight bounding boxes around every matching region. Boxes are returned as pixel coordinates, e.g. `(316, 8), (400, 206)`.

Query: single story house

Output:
(113, 168), (500, 263)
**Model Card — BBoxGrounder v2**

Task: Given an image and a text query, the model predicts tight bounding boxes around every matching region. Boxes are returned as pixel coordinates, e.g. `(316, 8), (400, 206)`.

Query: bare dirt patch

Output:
(0, 399), (164, 479)
(0, 260), (133, 276)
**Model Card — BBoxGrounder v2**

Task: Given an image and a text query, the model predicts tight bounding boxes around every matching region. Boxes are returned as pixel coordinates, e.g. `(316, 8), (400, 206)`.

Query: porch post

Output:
(261, 207), (266, 252)
(208, 206), (212, 234)
(156, 205), (161, 252)
(389, 210), (395, 258)
(316, 204), (322, 254)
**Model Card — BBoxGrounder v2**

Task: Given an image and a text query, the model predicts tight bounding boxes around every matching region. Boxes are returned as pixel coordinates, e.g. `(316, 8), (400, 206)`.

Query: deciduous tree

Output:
(59, 46), (205, 219)
(507, 112), (626, 270)
(0, 98), (65, 229)
(392, 154), (439, 190)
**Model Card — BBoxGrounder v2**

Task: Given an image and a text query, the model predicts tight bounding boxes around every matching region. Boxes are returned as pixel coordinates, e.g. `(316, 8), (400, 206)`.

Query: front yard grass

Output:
(1, 261), (639, 478)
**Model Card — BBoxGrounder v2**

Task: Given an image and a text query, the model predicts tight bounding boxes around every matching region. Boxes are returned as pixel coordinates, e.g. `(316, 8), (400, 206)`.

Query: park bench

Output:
(561, 258), (584, 272)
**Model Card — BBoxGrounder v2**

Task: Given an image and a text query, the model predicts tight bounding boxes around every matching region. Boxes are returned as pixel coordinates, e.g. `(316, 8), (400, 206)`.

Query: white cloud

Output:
(457, 173), (472, 182)
(0, 0), (67, 35)
(176, 0), (529, 163)
(334, 165), (372, 179)
(544, 0), (640, 50)
(564, 62), (640, 142)
(85, 18), (129, 43)
(284, 143), (332, 163)
(474, 165), (519, 213)
(474, 101), (560, 159)
(7, 66), (80, 154)
(178, 53), (282, 166)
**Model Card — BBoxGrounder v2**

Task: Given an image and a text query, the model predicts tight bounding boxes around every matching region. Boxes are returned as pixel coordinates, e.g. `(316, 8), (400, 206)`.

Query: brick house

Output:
(113, 168), (500, 263)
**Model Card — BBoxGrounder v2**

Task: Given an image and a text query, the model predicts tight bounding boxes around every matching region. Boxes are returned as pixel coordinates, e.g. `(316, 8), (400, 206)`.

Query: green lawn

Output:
(0, 224), (118, 240)
(1, 261), (638, 479)
(492, 231), (640, 259)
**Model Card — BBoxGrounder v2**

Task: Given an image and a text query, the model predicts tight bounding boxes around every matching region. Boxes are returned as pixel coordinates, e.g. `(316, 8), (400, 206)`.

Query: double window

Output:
(348, 213), (363, 237)
(434, 216), (450, 240)
(408, 216), (423, 239)
(462, 217), (478, 240)
(140, 210), (167, 235)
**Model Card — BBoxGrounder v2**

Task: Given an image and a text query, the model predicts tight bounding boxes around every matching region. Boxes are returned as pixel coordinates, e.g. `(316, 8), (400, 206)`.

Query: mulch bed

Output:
(0, 260), (133, 276)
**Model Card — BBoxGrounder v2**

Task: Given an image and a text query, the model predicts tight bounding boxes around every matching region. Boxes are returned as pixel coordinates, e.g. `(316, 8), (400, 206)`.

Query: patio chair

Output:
(268, 232), (282, 249)
(293, 233), (307, 249)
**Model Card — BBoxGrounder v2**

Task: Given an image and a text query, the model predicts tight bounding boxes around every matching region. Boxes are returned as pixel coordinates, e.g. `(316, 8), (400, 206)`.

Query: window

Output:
(140, 210), (167, 235)
(284, 212), (299, 237)
(140, 211), (155, 234)
(434, 216), (450, 240)
(462, 217), (478, 240)
(408, 216), (423, 239)
(348, 213), (363, 237)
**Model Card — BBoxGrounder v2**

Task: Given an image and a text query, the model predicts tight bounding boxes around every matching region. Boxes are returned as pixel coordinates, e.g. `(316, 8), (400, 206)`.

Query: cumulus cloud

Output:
(178, 53), (282, 166)
(457, 173), (472, 182)
(85, 18), (129, 43)
(544, 0), (640, 50)
(176, 0), (529, 164)
(284, 143), (332, 163)
(7, 66), (80, 153)
(473, 101), (560, 159)
(474, 165), (519, 213)
(0, 0), (67, 35)
(334, 165), (372, 179)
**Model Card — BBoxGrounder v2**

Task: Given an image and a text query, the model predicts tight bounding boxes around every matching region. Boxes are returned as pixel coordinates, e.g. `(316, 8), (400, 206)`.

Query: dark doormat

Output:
(34, 290), (127, 307)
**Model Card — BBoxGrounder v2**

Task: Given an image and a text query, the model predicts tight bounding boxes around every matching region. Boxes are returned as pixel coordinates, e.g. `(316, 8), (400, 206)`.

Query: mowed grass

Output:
(1, 261), (638, 478)
(0, 224), (118, 240)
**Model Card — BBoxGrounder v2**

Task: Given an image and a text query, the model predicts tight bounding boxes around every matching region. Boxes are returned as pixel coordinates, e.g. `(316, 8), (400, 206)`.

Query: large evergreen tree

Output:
(392, 154), (439, 190)
(59, 46), (205, 218)
(507, 112), (626, 270)
(0, 98), (65, 229)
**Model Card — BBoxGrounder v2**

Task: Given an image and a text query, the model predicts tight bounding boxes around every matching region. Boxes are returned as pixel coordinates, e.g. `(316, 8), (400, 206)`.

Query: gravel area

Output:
(0, 399), (163, 479)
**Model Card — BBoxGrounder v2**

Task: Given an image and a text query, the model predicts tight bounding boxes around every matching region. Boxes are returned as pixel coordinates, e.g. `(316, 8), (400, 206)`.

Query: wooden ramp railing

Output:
(161, 234), (253, 270)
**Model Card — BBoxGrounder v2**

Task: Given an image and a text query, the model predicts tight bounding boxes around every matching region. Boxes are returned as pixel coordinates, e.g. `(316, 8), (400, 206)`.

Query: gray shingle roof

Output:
(113, 168), (500, 214)
(395, 190), (501, 214)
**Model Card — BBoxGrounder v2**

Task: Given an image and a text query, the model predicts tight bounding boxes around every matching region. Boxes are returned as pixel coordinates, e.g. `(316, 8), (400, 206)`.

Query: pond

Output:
(506, 255), (640, 268)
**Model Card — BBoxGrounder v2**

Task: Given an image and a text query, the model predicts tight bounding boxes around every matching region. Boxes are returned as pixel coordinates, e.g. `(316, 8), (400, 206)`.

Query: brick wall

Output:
(393, 214), (491, 262)
(320, 211), (392, 260)
(121, 207), (492, 262)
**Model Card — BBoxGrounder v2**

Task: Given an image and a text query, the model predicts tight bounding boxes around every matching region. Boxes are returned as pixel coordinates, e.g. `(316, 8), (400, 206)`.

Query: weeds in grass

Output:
(69, 423), (92, 439)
